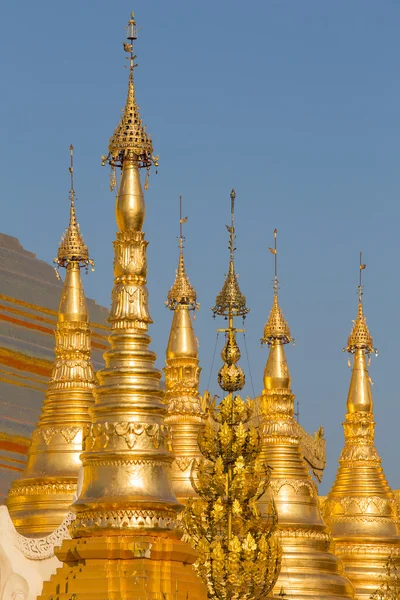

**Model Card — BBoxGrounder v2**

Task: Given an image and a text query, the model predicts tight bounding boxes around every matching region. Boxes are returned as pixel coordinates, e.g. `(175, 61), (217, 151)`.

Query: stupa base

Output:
(39, 535), (207, 600)
(273, 532), (355, 599)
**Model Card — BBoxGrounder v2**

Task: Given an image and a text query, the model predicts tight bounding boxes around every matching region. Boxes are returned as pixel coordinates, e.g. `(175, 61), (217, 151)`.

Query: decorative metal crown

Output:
(261, 294), (292, 346)
(166, 251), (198, 310)
(107, 74), (154, 168)
(55, 146), (94, 271)
(212, 190), (249, 318)
(102, 14), (157, 173)
(345, 301), (376, 355)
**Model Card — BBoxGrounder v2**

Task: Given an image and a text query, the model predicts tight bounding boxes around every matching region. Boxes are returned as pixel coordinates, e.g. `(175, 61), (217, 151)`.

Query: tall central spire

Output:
(40, 15), (204, 600)
(7, 146), (95, 537)
(324, 256), (400, 599)
(164, 197), (206, 503)
(257, 230), (354, 599)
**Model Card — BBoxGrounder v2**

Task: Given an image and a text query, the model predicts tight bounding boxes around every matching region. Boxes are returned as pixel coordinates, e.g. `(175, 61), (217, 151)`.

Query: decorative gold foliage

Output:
(370, 554), (400, 599)
(183, 392), (281, 600)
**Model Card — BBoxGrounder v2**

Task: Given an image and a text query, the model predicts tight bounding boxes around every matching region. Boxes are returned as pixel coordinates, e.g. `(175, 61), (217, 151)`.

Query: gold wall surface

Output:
(0, 233), (108, 503)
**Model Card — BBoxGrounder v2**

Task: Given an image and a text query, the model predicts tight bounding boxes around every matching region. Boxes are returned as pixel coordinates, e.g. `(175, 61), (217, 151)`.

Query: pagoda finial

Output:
(166, 196), (198, 310)
(344, 253), (376, 356)
(212, 189), (249, 319)
(212, 189), (248, 393)
(261, 229), (292, 346)
(102, 13), (158, 190)
(55, 146), (94, 272)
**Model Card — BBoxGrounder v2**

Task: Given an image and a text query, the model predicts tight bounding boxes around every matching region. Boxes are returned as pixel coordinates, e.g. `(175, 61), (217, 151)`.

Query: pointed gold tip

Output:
(166, 196), (198, 310)
(262, 230), (292, 345)
(166, 250), (197, 310)
(345, 257), (376, 355)
(55, 149), (93, 270)
(345, 300), (375, 355)
(261, 294), (292, 346)
(104, 13), (157, 174)
(212, 189), (249, 318)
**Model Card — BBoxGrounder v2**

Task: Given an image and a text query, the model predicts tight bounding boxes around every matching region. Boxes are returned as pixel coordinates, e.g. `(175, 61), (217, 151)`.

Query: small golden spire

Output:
(213, 189), (248, 393)
(261, 229), (292, 346)
(7, 147), (95, 536)
(56, 146), (94, 271)
(102, 13), (158, 183)
(212, 189), (249, 319)
(324, 255), (400, 598)
(344, 252), (376, 355)
(164, 197), (204, 503)
(166, 196), (198, 310)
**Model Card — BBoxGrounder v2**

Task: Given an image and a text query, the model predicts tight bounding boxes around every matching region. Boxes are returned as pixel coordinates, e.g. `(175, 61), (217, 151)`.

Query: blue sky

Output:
(1, 1), (399, 494)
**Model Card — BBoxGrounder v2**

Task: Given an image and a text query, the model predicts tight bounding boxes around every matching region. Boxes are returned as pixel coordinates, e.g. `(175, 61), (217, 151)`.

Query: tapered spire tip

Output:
(166, 196), (198, 310)
(344, 254), (376, 355)
(55, 146), (94, 271)
(261, 230), (292, 346)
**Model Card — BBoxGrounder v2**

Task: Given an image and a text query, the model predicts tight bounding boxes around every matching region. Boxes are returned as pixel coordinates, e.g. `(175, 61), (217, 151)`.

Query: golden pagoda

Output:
(257, 230), (355, 599)
(6, 146), (95, 537)
(164, 196), (207, 503)
(39, 14), (205, 600)
(323, 256), (400, 599)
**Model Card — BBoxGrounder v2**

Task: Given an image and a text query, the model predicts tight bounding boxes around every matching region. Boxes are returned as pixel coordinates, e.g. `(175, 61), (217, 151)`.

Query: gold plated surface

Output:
(212, 190), (249, 320)
(7, 147), (95, 537)
(324, 258), (400, 599)
(39, 16), (205, 600)
(183, 192), (281, 600)
(164, 198), (206, 503)
(257, 231), (354, 599)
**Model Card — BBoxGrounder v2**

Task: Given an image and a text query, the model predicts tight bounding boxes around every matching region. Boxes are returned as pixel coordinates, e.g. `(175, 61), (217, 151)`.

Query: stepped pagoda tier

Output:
(39, 14), (205, 600)
(257, 231), (354, 599)
(7, 147), (96, 537)
(323, 261), (400, 599)
(164, 197), (207, 503)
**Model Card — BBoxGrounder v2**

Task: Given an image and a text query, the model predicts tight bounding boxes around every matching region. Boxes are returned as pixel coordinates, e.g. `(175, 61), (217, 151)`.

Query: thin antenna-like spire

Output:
(269, 228), (278, 295)
(179, 194), (187, 249)
(69, 144), (74, 195)
(359, 251), (366, 303)
(125, 11), (138, 77)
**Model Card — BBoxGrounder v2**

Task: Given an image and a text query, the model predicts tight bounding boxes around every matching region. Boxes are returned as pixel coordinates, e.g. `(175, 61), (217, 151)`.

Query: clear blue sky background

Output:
(0, 1), (399, 494)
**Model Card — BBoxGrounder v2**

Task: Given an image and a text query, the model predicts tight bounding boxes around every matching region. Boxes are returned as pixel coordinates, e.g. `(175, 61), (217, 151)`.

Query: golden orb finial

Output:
(166, 196), (198, 310)
(55, 146), (94, 271)
(344, 253), (376, 355)
(261, 229), (292, 346)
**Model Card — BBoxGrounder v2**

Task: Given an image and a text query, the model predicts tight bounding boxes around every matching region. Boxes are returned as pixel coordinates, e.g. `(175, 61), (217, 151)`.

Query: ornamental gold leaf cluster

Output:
(370, 554), (400, 599)
(182, 393), (281, 600)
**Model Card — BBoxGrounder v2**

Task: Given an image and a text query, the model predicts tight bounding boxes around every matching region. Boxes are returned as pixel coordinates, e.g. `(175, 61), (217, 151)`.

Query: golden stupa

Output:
(256, 230), (355, 599)
(39, 14), (205, 600)
(1, 10), (399, 600)
(7, 147), (95, 537)
(164, 197), (207, 503)
(323, 257), (400, 598)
